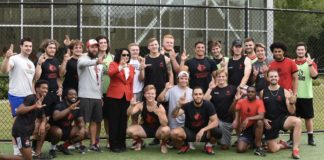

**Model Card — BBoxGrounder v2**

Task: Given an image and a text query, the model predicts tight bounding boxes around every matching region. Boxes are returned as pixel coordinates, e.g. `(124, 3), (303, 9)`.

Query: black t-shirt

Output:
(212, 57), (223, 66)
(183, 100), (216, 133)
(185, 57), (217, 93)
(63, 58), (78, 91)
(49, 102), (82, 128)
(252, 60), (268, 92)
(38, 58), (60, 91)
(141, 101), (161, 130)
(165, 52), (181, 85)
(210, 85), (237, 123)
(12, 94), (45, 136)
(228, 56), (246, 87)
(262, 87), (289, 120)
(144, 54), (169, 95)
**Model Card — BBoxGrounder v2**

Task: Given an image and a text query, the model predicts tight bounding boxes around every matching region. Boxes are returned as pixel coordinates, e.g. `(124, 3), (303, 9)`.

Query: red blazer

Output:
(106, 62), (134, 101)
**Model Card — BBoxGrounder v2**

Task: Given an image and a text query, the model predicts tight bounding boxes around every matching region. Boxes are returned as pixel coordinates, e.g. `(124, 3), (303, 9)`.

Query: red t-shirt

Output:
(269, 58), (298, 90)
(236, 99), (265, 128)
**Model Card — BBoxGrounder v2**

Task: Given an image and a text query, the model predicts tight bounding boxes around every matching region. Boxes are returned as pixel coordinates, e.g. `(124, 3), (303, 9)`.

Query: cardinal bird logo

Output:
(146, 114), (156, 124)
(226, 90), (231, 95)
(197, 64), (206, 72)
(49, 64), (57, 72)
(159, 62), (164, 68)
(194, 113), (201, 120)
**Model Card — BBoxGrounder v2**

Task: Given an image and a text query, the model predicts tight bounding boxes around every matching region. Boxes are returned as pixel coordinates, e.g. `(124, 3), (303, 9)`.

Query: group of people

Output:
(0, 34), (318, 160)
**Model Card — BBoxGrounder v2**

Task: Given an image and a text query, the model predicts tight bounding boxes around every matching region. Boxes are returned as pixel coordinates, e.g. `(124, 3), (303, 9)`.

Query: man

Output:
(209, 40), (228, 71)
(180, 41), (217, 93)
(170, 87), (222, 155)
(128, 43), (144, 102)
(204, 69), (237, 150)
(47, 88), (86, 157)
(11, 80), (48, 160)
(127, 85), (170, 154)
(227, 39), (252, 88)
(77, 39), (104, 152)
(260, 70), (302, 159)
(96, 35), (113, 149)
(294, 42), (318, 146)
(244, 37), (257, 63)
(1, 38), (35, 156)
(232, 86), (266, 156)
(251, 43), (269, 94)
(35, 39), (62, 117)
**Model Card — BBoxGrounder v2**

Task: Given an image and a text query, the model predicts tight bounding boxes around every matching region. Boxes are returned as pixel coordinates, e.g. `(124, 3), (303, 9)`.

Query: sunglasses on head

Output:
(121, 54), (130, 57)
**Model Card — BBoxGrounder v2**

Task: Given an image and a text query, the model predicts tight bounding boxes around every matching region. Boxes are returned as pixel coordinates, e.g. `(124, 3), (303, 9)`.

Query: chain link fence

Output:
(1, 2), (324, 140)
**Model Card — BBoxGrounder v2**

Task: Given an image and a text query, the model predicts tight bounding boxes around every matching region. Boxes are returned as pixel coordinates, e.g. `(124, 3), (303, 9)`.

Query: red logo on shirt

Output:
(239, 64), (243, 69)
(146, 114), (157, 125)
(197, 64), (206, 72)
(160, 62), (164, 68)
(192, 113), (203, 127)
(49, 64), (57, 72)
(226, 90), (231, 95)
(277, 96), (282, 101)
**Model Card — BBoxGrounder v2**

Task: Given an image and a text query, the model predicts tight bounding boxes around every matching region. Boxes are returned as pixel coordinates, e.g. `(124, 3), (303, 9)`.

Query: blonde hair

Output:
(163, 34), (174, 40)
(128, 43), (140, 50)
(144, 85), (156, 93)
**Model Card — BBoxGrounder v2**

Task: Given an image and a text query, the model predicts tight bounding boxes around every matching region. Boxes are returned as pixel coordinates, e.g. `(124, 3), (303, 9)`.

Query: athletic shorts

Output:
(102, 96), (110, 119)
(61, 127), (72, 141)
(183, 127), (222, 142)
(43, 91), (60, 117)
(141, 125), (158, 138)
(13, 136), (31, 149)
(264, 116), (288, 140)
(238, 125), (255, 144)
(79, 98), (102, 123)
(8, 94), (25, 117)
(296, 98), (314, 119)
(218, 121), (233, 146)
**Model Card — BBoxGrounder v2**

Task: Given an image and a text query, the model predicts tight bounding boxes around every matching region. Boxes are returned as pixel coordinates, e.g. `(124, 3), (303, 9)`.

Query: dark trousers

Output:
(107, 96), (129, 150)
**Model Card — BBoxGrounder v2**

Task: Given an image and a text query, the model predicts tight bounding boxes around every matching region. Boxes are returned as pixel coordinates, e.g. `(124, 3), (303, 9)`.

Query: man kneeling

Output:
(127, 85), (170, 153)
(47, 88), (86, 157)
(170, 86), (222, 155)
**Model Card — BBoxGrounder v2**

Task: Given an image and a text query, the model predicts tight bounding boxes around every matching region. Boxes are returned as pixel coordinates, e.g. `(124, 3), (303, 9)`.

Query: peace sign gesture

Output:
(4, 44), (15, 59)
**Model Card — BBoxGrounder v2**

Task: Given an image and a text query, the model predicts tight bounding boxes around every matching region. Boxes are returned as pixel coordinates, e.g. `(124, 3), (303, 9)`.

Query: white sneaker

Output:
(189, 142), (196, 150)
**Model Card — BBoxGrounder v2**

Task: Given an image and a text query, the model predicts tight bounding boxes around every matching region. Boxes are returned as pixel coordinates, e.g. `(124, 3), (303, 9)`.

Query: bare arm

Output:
(292, 72), (298, 96)
(53, 101), (80, 121)
(127, 102), (143, 116)
(165, 56), (174, 85)
(239, 57), (252, 87)
(285, 89), (296, 114)
(155, 105), (168, 126)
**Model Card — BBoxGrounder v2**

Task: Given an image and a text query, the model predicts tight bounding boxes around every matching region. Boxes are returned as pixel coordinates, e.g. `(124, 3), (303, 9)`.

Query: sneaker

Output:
(292, 149), (300, 159)
(33, 153), (53, 160)
(166, 140), (174, 149)
(106, 143), (110, 149)
(178, 145), (190, 154)
(67, 144), (76, 150)
(49, 149), (57, 158)
(189, 142), (196, 150)
(88, 144), (102, 152)
(149, 138), (160, 146)
(286, 139), (293, 148)
(160, 140), (168, 154)
(203, 145), (215, 155)
(254, 147), (266, 157)
(78, 145), (86, 154)
(134, 139), (143, 151)
(58, 144), (72, 155)
(308, 139), (316, 146)
(278, 140), (292, 149)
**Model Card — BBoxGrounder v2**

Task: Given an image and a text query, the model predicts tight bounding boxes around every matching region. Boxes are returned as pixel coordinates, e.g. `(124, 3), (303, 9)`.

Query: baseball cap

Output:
(178, 71), (189, 78)
(86, 39), (99, 48)
(232, 39), (242, 46)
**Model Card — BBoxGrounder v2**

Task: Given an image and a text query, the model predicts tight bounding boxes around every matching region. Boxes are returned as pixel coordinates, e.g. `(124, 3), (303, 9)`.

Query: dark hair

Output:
(20, 37), (32, 45)
(69, 39), (83, 50)
(40, 39), (59, 50)
(95, 35), (110, 53)
(114, 48), (130, 63)
(295, 42), (307, 51)
(192, 86), (204, 93)
(63, 88), (77, 100)
(244, 37), (255, 43)
(194, 41), (205, 48)
(247, 86), (256, 91)
(34, 80), (48, 90)
(270, 42), (288, 53)
(267, 69), (279, 77)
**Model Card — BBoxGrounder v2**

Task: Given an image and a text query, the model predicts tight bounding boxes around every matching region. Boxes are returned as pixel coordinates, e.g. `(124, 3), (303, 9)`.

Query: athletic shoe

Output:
(166, 140), (174, 149)
(178, 145), (190, 154)
(88, 144), (102, 152)
(189, 142), (196, 150)
(78, 145), (86, 154)
(286, 139), (293, 148)
(149, 138), (160, 146)
(308, 140), (316, 146)
(292, 149), (300, 159)
(278, 140), (292, 149)
(58, 144), (72, 155)
(254, 147), (266, 157)
(203, 144), (215, 155)
(49, 149), (57, 158)
(160, 140), (168, 154)
(106, 143), (110, 149)
(134, 139), (143, 151)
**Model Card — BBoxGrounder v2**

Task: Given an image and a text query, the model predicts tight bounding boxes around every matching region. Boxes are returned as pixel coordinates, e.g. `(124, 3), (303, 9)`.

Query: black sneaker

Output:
(308, 139), (316, 146)
(79, 145), (86, 154)
(254, 147), (266, 157)
(88, 144), (103, 152)
(58, 144), (72, 155)
(49, 149), (56, 158)
(149, 138), (160, 146)
(286, 139), (293, 148)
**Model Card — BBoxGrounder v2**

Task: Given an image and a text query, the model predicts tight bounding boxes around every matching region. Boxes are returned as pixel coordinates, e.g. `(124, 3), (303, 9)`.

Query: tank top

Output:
(141, 101), (161, 129)
(296, 62), (313, 98)
(262, 87), (288, 120)
(228, 56), (245, 87)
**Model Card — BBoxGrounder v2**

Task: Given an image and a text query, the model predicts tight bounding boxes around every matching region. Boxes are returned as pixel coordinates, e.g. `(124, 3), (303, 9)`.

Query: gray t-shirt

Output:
(165, 85), (193, 129)
(252, 59), (269, 92)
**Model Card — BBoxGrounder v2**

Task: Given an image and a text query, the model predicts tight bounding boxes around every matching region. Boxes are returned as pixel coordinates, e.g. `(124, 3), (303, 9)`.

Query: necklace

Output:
(269, 89), (279, 96)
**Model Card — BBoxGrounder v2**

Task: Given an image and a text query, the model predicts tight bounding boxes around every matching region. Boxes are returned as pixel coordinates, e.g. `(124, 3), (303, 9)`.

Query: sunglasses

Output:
(121, 54), (130, 57)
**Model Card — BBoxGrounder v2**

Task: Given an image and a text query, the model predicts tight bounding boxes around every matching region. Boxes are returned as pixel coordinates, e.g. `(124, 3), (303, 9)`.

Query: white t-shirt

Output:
(8, 54), (35, 97)
(165, 85), (193, 129)
(129, 59), (144, 93)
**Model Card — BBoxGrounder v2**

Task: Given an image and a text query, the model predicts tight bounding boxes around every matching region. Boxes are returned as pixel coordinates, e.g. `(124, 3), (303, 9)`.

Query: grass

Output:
(0, 134), (323, 160)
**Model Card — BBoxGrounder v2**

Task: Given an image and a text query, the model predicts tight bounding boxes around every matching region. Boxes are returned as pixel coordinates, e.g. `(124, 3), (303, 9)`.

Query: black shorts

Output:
(141, 125), (158, 138)
(183, 127), (222, 142)
(296, 98), (314, 119)
(264, 116), (288, 140)
(13, 136), (31, 149)
(79, 98), (102, 123)
(102, 96), (110, 119)
(238, 125), (255, 144)
(61, 127), (72, 141)
(43, 91), (60, 117)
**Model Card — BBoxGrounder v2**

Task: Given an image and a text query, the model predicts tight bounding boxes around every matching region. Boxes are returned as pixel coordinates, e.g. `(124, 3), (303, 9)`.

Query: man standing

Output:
(244, 37), (257, 63)
(294, 42), (318, 146)
(209, 40), (228, 71)
(77, 39), (104, 152)
(251, 43), (269, 94)
(260, 70), (302, 159)
(1, 38), (35, 156)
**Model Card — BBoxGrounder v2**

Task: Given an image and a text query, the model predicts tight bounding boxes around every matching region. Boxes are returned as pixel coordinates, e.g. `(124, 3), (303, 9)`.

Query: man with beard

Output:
(77, 39), (104, 152)
(260, 70), (302, 159)
(244, 37), (257, 63)
(1, 38), (35, 156)
(180, 41), (217, 93)
(47, 88), (85, 157)
(294, 42), (318, 146)
(11, 80), (48, 160)
(209, 40), (228, 71)
(171, 87), (222, 155)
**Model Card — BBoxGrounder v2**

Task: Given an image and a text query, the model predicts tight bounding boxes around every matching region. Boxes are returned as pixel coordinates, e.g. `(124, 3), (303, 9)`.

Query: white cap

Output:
(178, 71), (189, 78)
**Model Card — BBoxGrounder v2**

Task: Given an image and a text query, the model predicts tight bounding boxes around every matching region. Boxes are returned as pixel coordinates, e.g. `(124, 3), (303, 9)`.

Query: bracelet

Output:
(308, 64), (313, 67)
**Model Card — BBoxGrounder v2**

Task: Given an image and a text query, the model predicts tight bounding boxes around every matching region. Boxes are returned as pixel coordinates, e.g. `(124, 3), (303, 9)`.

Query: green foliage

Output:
(0, 76), (9, 99)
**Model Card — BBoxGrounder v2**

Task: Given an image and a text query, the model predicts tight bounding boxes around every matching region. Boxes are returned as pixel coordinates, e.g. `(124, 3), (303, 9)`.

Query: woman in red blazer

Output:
(106, 48), (134, 152)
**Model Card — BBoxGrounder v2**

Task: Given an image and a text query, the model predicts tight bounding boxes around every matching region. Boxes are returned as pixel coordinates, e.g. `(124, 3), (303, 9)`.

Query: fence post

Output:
(244, 1), (248, 38)
(77, 1), (81, 39)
